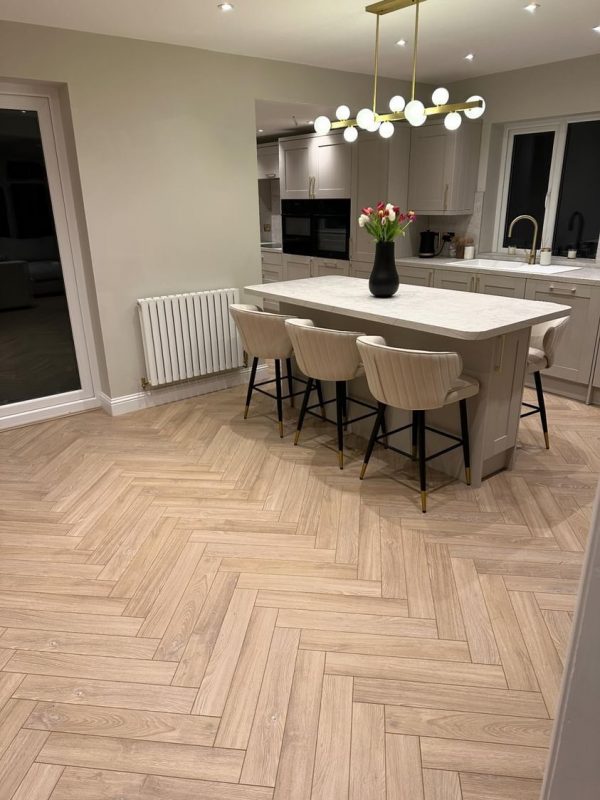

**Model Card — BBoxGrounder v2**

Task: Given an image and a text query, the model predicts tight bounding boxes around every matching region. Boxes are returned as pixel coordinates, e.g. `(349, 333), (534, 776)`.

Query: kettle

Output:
(419, 229), (441, 258)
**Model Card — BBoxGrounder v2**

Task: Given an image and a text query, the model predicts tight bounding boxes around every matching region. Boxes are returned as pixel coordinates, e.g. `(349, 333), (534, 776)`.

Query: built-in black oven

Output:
(282, 199), (351, 260)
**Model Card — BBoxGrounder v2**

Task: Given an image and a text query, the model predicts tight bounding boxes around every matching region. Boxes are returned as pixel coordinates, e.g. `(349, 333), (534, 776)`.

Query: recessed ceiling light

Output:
(593, 25), (600, 32)
(308, 120), (314, 124)
(396, 39), (407, 46)
(524, 3), (540, 12)
(217, 2), (234, 11)
(257, 128), (264, 133)
(464, 53), (475, 61)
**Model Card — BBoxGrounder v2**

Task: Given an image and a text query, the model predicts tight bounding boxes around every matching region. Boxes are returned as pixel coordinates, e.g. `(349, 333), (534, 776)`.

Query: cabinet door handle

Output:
(428, 271), (433, 287)
(443, 183), (449, 212)
(549, 284), (577, 297)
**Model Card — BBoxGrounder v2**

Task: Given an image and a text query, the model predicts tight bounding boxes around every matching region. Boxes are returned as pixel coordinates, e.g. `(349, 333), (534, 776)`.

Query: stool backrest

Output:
(286, 319), (363, 382)
(229, 304), (294, 360)
(530, 316), (569, 369)
(357, 335), (463, 411)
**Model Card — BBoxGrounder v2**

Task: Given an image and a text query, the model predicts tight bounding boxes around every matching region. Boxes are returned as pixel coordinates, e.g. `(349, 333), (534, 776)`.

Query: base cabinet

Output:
(525, 279), (600, 385)
(433, 269), (476, 293)
(283, 254), (311, 281)
(476, 273), (526, 298)
(311, 258), (349, 277)
(397, 263), (434, 287)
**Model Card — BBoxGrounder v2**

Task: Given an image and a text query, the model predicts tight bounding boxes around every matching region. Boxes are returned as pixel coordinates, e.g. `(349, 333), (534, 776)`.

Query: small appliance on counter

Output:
(418, 229), (444, 258)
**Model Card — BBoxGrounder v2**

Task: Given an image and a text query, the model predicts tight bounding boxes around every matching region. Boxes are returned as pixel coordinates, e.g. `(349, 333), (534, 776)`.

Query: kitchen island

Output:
(245, 275), (571, 487)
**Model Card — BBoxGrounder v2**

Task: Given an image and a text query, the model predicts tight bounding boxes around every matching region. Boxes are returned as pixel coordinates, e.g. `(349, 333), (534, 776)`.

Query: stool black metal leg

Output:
(335, 381), (345, 469)
(417, 410), (427, 513)
(534, 371), (550, 449)
(360, 403), (387, 479)
(286, 358), (294, 409)
(275, 359), (284, 438)
(411, 411), (418, 460)
(244, 357), (258, 419)
(342, 381), (348, 431)
(380, 406), (388, 448)
(316, 380), (326, 419)
(459, 398), (472, 485)
(294, 377), (313, 446)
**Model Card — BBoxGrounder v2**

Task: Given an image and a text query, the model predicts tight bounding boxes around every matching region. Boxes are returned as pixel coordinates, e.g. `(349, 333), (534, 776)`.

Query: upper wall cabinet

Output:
(257, 143), (279, 179)
(408, 122), (482, 215)
(279, 133), (351, 200)
(351, 128), (411, 264)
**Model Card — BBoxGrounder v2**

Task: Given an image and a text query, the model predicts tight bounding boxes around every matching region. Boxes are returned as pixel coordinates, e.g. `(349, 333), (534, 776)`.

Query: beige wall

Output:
(0, 21), (413, 398)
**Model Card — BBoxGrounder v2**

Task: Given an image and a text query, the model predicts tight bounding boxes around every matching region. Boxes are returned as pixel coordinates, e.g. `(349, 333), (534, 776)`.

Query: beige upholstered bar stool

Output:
(230, 304), (319, 437)
(357, 335), (479, 513)
(521, 316), (569, 448)
(286, 319), (382, 469)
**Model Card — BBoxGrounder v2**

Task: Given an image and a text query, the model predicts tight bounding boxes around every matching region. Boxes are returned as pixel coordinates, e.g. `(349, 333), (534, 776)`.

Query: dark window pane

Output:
(503, 131), (554, 248)
(0, 107), (80, 406)
(552, 121), (600, 259)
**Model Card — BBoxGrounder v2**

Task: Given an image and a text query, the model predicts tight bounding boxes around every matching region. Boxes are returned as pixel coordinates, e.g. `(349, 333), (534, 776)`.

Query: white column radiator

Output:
(137, 288), (244, 389)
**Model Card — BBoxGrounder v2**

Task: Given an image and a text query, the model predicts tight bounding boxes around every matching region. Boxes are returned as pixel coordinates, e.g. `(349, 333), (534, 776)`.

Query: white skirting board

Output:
(99, 364), (267, 417)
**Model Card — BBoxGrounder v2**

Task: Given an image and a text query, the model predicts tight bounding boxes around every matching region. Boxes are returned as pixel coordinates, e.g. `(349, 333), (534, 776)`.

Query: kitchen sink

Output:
(450, 259), (581, 275)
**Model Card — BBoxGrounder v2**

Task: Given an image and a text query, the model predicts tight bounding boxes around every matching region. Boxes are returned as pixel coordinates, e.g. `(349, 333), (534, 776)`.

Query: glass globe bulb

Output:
(379, 121), (395, 139)
(356, 108), (375, 130)
(336, 105), (351, 121)
(389, 95), (405, 113)
(404, 99), (426, 127)
(343, 126), (358, 143)
(431, 87), (450, 106)
(366, 117), (380, 133)
(314, 115), (332, 135)
(444, 111), (462, 131)
(464, 95), (486, 119)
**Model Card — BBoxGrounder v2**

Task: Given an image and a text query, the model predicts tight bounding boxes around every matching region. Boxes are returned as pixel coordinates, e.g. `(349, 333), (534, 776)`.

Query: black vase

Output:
(369, 240), (399, 298)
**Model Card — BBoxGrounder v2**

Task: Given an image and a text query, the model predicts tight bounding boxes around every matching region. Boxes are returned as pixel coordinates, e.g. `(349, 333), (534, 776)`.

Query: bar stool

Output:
(285, 319), (382, 469)
(356, 335), (479, 513)
(521, 316), (569, 448)
(230, 304), (322, 437)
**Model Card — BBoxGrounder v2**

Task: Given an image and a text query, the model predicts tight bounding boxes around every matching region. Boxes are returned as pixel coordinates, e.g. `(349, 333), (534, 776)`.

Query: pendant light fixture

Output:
(314, 0), (485, 142)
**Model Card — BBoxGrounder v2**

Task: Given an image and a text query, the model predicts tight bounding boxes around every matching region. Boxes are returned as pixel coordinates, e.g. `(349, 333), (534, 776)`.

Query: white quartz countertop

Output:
(245, 276), (571, 341)
(396, 256), (600, 284)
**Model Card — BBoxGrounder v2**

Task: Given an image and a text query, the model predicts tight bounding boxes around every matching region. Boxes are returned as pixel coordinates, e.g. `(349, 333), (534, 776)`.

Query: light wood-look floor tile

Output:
(0, 382), (591, 798)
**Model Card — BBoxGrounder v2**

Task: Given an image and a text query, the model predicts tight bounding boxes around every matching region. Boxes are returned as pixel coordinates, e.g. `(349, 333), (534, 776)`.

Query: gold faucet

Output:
(508, 215), (539, 265)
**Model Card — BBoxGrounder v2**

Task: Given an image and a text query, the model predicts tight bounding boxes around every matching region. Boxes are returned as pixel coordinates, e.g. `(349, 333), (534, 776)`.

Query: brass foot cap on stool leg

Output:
(244, 405), (249, 419)
(294, 430), (300, 446)
(279, 422), (284, 438)
(338, 451), (344, 470)
(465, 467), (472, 486)
(360, 463), (367, 480)
(544, 431), (550, 449)
(421, 491), (427, 513)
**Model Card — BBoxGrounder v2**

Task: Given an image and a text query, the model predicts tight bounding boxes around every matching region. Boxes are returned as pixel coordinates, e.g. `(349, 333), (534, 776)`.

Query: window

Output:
(496, 118), (600, 259)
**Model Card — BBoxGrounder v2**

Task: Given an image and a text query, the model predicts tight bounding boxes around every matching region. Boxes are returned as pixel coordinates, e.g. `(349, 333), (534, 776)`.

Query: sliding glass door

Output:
(0, 89), (97, 428)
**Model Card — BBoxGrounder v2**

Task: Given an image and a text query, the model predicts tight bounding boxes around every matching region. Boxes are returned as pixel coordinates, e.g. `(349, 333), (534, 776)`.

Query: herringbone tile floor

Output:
(0, 381), (595, 799)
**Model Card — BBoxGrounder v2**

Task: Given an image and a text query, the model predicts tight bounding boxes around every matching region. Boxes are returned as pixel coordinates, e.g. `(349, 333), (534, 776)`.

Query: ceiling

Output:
(0, 0), (598, 83)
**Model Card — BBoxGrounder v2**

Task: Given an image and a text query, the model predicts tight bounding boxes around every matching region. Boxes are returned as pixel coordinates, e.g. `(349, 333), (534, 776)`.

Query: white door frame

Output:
(0, 81), (101, 429)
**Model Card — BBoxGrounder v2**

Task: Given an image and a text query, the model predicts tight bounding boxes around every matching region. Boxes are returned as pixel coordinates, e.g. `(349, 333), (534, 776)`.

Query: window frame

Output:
(494, 113), (600, 261)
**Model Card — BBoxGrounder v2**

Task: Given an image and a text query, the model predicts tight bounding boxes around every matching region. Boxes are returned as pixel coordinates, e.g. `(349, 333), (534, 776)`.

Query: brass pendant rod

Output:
(372, 14), (381, 113)
(411, 0), (420, 101)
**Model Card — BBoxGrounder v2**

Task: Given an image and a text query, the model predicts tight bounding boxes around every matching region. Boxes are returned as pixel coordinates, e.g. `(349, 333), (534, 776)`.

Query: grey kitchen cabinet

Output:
(350, 261), (372, 280)
(525, 278), (600, 385)
(350, 128), (411, 263)
(311, 257), (349, 277)
(408, 121), (481, 215)
(397, 263), (434, 287)
(279, 137), (313, 199)
(433, 268), (476, 292)
(260, 251), (283, 311)
(279, 133), (350, 200)
(257, 143), (279, 179)
(312, 134), (352, 199)
(475, 272), (526, 298)
(283, 254), (311, 281)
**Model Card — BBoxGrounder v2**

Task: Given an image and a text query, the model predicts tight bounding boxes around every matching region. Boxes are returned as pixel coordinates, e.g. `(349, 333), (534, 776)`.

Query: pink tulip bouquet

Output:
(358, 202), (416, 242)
